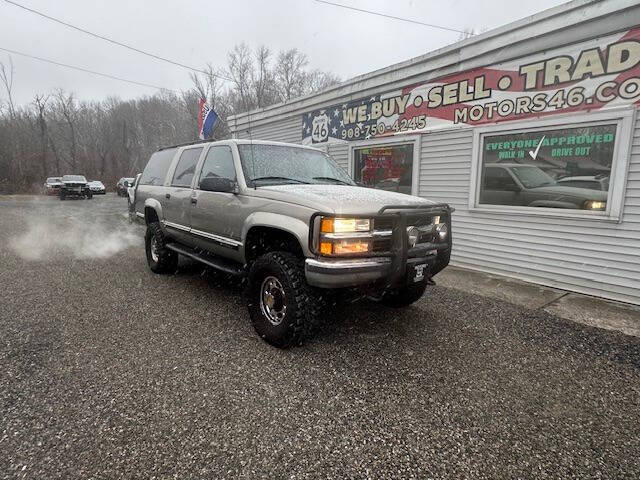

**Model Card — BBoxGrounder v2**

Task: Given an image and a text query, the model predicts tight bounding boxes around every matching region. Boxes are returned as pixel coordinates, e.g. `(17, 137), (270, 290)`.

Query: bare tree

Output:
(227, 43), (255, 111)
(0, 56), (16, 118)
(274, 48), (309, 102)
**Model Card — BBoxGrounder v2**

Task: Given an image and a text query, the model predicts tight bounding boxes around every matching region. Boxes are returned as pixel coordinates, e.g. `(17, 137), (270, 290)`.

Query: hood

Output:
(247, 184), (436, 215)
(529, 185), (608, 201)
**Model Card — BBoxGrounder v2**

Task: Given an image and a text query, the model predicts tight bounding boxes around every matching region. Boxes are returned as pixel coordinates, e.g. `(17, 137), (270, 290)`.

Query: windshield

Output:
(63, 175), (86, 182)
(238, 144), (354, 186)
(46, 177), (61, 183)
(510, 166), (555, 189)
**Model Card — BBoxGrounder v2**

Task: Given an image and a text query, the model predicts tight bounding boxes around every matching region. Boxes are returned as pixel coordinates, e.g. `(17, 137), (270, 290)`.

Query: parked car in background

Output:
(43, 177), (62, 195)
(480, 163), (608, 210)
(556, 175), (609, 191)
(127, 173), (141, 222)
(87, 180), (106, 194)
(116, 177), (135, 196)
(59, 175), (93, 200)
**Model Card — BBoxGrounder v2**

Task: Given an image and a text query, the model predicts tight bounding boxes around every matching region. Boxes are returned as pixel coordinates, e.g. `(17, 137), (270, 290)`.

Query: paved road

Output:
(1, 194), (639, 479)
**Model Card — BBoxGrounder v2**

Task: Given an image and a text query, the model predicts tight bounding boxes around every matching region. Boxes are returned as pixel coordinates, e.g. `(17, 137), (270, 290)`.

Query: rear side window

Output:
(140, 148), (177, 186)
(172, 148), (203, 187)
(199, 146), (236, 186)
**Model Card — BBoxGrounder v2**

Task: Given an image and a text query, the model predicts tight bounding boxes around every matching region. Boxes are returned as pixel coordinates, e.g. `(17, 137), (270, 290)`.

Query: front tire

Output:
(247, 252), (313, 348)
(381, 283), (428, 308)
(145, 222), (178, 274)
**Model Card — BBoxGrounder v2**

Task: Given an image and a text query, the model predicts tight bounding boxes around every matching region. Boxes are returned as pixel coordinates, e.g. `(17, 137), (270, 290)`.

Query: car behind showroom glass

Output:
(353, 143), (413, 195)
(479, 123), (616, 211)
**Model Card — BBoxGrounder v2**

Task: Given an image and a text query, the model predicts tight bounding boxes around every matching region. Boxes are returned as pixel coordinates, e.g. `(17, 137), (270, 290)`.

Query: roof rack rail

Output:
(158, 139), (213, 151)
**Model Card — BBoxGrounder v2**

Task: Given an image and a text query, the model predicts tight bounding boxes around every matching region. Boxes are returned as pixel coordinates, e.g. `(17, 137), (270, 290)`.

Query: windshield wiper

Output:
(312, 176), (351, 185)
(251, 176), (310, 185)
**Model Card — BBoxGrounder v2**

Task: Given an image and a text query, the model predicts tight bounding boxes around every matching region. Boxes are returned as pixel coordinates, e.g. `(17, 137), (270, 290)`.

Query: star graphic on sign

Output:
(306, 127), (310, 134)
(342, 104), (347, 109)
(357, 122), (363, 129)
(339, 120), (344, 127)
(332, 127), (337, 135)
(334, 109), (340, 117)
(370, 96), (376, 101)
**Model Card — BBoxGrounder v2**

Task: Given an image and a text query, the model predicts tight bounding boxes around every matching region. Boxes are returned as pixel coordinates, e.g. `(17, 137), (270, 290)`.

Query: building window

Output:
(353, 143), (414, 195)
(470, 110), (634, 220)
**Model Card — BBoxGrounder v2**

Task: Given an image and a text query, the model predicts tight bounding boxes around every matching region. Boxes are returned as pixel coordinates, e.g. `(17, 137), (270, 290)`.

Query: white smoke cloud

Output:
(9, 214), (142, 261)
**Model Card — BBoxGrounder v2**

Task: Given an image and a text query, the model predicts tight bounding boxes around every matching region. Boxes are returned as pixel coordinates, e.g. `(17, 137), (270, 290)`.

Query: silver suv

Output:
(133, 140), (453, 347)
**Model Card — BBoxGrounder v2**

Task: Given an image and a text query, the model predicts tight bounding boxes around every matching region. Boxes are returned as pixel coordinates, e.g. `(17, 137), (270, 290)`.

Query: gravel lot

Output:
(1, 194), (639, 479)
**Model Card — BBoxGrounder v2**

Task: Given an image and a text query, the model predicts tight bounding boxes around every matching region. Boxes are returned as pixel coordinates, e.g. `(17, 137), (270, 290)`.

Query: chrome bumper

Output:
(305, 257), (392, 288)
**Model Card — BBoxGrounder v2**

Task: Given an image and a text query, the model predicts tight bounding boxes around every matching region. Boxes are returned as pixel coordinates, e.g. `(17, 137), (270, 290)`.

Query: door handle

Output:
(165, 193), (171, 199)
(190, 197), (197, 205)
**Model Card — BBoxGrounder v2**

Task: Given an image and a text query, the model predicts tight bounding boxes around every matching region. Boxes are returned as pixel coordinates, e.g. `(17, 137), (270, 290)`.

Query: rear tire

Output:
(247, 252), (314, 348)
(381, 283), (428, 308)
(145, 222), (178, 274)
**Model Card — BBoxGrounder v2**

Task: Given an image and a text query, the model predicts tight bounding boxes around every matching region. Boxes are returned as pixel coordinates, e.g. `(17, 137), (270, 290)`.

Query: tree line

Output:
(0, 44), (339, 193)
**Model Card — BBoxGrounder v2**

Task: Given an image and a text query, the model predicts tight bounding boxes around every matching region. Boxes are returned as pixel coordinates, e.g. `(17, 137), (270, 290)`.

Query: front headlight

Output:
(584, 200), (606, 210)
(321, 217), (371, 233)
(318, 217), (373, 256)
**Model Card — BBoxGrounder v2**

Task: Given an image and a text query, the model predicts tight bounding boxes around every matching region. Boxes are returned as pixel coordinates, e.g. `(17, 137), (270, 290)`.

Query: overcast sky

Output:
(0, 0), (568, 106)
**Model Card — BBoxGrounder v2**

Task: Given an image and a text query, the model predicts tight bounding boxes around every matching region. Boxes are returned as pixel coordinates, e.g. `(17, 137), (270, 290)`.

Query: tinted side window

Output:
(483, 167), (516, 190)
(140, 148), (177, 186)
(172, 148), (203, 187)
(199, 146), (236, 187)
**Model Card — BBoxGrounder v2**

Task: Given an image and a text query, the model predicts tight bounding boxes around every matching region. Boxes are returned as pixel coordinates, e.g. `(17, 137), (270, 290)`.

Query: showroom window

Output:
(470, 110), (634, 220)
(353, 143), (414, 195)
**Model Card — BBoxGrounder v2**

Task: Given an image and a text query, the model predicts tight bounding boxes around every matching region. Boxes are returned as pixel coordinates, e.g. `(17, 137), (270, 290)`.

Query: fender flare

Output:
(242, 212), (312, 258)
(143, 198), (164, 224)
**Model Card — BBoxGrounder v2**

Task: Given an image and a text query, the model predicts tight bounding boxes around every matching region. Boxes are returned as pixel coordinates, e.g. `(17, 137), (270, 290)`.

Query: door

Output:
(189, 145), (243, 257)
(163, 146), (203, 244)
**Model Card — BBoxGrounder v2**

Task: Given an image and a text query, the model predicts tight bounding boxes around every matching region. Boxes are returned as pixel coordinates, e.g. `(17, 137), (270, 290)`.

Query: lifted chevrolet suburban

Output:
(133, 140), (453, 348)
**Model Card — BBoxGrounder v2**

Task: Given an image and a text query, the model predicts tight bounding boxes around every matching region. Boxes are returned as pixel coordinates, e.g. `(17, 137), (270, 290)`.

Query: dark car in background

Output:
(116, 177), (135, 196)
(43, 177), (62, 195)
(480, 164), (608, 210)
(60, 175), (93, 200)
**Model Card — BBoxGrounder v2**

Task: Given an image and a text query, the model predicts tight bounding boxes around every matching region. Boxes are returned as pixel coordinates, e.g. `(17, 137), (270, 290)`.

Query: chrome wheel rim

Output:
(260, 276), (286, 326)
(150, 235), (160, 262)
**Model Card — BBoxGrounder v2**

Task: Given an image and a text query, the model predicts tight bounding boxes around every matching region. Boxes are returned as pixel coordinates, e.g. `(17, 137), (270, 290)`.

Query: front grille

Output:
(371, 211), (449, 253)
(372, 237), (393, 252)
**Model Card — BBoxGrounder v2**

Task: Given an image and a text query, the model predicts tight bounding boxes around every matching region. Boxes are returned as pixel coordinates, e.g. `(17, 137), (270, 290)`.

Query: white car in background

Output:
(87, 180), (106, 194)
(556, 175), (609, 191)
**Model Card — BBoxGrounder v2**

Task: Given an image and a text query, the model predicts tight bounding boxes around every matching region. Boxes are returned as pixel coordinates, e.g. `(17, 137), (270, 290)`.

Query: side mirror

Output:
(199, 176), (237, 193)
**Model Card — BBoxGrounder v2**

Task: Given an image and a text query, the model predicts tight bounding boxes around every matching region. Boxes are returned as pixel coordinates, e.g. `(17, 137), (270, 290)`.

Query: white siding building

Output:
(229, 0), (640, 305)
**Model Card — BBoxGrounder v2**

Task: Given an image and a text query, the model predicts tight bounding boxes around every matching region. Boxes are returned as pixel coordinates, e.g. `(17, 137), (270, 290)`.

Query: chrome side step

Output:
(165, 243), (244, 276)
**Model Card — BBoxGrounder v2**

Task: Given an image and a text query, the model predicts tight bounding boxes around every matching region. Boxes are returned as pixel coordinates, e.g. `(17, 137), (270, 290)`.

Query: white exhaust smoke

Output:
(9, 215), (142, 261)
